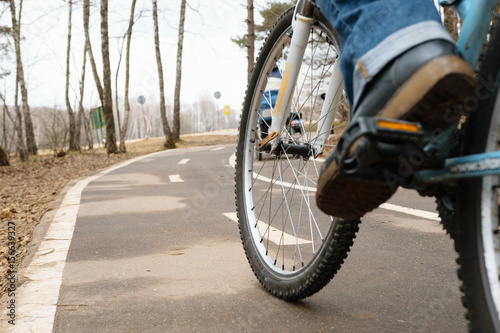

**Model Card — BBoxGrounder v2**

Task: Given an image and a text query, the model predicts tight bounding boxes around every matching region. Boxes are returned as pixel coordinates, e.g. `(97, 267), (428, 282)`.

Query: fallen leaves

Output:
(0, 209), (11, 219)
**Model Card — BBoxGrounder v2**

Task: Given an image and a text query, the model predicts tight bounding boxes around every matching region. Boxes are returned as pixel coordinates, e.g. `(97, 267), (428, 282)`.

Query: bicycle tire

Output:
(455, 14), (500, 332)
(235, 6), (360, 300)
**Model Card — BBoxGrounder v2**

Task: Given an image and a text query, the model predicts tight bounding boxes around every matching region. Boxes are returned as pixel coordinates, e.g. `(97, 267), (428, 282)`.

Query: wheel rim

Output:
(242, 21), (347, 276)
(481, 99), (500, 324)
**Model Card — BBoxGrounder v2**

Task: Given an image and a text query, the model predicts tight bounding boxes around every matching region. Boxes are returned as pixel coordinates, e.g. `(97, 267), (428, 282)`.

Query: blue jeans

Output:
(315, 0), (454, 111)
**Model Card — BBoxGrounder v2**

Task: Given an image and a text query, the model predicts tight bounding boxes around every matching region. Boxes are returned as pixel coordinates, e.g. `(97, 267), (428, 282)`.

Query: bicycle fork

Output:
(260, 2), (344, 158)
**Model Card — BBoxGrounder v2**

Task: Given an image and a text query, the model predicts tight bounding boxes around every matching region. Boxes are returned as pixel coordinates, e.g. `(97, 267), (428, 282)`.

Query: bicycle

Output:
(235, 0), (500, 331)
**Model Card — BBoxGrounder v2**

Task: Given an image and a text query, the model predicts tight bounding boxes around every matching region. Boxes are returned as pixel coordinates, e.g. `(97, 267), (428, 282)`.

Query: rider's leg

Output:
(314, 0), (477, 219)
(316, 0), (454, 108)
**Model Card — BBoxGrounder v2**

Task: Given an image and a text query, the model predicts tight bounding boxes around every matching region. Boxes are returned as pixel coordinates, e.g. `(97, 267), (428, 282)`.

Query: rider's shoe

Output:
(316, 40), (477, 219)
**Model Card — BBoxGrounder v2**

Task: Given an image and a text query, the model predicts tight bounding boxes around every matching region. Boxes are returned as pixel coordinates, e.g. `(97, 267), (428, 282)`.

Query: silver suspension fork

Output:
(260, 1), (344, 156)
(312, 60), (344, 156)
(260, 9), (315, 151)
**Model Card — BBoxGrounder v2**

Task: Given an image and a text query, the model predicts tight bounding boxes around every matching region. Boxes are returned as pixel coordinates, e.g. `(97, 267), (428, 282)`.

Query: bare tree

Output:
(232, 1), (295, 81)
(9, 0), (36, 155)
(197, 95), (217, 132)
(1, 100), (6, 150)
(40, 108), (68, 157)
(115, 37), (124, 146)
(152, 0), (175, 148)
(13, 76), (26, 160)
(0, 4), (11, 156)
(100, 0), (118, 153)
(83, 0), (106, 151)
(0, 144), (8, 166)
(65, 0), (78, 151)
(76, 41), (88, 149)
(247, 0), (255, 80)
(84, 0), (104, 104)
(0, 92), (25, 161)
(82, 110), (93, 149)
(120, 0), (138, 153)
(172, 0), (186, 141)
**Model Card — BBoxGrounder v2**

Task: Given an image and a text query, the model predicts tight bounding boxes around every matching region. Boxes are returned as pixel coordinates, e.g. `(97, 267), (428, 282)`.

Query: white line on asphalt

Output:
(178, 158), (190, 165)
(1, 150), (170, 333)
(169, 174), (184, 183)
(223, 212), (312, 245)
(379, 203), (440, 221)
(229, 153), (236, 168)
(212, 146), (225, 151)
(230, 154), (439, 221)
(254, 173), (316, 193)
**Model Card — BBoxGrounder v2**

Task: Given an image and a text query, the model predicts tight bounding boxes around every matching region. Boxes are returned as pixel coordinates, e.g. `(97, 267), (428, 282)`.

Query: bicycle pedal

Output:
(334, 117), (445, 181)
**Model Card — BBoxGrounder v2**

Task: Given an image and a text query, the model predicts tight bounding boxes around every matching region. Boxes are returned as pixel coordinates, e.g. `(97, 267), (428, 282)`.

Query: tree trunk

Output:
(0, 144), (9, 166)
(443, 7), (459, 42)
(76, 40), (88, 149)
(83, 110), (93, 150)
(65, 0), (78, 151)
(115, 38), (124, 148)
(100, 0), (118, 154)
(120, 0), (138, 153)
(75, 103), (83, 148)
(10, 0), (36, 155)
(0, 92), (26, 162)
(247, 0), (255, 81)
(152, 0), (175, 149)
(84, 0), (104, 105)
(173, 0), (186, 141)
(14, 79), (27, 161)
(1, 102), (5, 150)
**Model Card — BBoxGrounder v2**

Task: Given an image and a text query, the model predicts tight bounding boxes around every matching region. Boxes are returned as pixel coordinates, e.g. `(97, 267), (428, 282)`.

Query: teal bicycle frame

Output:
(413, 0), (499, 185)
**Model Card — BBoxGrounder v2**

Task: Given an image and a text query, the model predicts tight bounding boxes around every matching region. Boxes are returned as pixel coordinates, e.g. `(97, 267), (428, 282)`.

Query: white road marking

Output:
(169, 174), (184, 183)
(231, 154), (440, 222)
(212, 146), (225, 151)
(223, 212), (311, 245)
(229, 153), (236, 168)
(254, 173), (315, 193)
(178, 159), (190, 165)
(1, 150), (170, 333)
(379, 203), (440, 221)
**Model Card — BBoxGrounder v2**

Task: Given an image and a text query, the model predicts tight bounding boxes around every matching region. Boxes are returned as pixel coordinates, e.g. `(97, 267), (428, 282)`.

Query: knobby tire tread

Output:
(235, 6), (361, 300)
(447, 13), (500, 333)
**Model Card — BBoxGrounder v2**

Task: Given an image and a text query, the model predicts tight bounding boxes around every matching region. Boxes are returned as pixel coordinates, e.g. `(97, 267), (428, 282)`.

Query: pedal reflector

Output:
(377, 119), (420, 133)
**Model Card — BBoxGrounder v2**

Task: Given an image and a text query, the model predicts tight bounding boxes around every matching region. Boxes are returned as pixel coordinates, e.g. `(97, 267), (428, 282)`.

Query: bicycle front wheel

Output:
(235, 6), (360, 300)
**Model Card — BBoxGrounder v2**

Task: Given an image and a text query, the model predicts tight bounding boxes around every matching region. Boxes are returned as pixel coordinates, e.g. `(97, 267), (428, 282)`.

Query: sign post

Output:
(137, 96), (152, 138)
(223, 105), (231, 131)
(214, 91), (221, 131)
(91, 107), (105, 147)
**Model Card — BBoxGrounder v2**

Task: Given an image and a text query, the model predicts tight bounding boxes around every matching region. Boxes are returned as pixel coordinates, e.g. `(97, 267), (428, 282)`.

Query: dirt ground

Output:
(0, 134), (236, 296)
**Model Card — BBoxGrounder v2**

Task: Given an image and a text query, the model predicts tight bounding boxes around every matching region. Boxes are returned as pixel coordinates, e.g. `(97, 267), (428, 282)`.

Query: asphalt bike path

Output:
(2, 144), (467, 332)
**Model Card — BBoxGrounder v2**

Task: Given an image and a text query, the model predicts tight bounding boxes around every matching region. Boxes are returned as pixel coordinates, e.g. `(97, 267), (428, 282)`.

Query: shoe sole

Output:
(316, 56), (477, 219)
(317, 159), (396, 220)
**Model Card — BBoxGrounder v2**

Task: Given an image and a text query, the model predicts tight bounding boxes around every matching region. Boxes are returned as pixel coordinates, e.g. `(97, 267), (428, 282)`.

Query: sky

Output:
(0, 0), (269, 115)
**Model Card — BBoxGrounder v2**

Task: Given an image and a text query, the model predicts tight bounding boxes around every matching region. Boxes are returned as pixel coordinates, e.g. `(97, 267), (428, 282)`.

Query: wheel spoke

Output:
(235, 7), (363, 301)
(235, 8), (360, 301)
